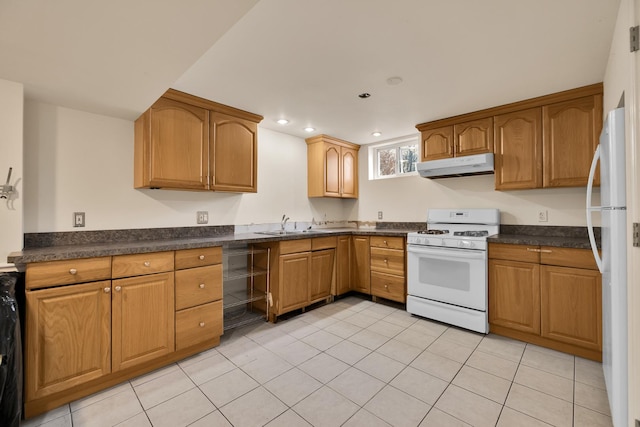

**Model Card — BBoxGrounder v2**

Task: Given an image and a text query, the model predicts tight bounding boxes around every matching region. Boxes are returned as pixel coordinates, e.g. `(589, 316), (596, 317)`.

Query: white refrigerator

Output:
(586, 107), (627, 427)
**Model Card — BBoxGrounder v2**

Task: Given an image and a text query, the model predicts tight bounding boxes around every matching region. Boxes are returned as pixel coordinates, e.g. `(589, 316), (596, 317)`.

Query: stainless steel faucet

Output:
(281, 214), (290, 231)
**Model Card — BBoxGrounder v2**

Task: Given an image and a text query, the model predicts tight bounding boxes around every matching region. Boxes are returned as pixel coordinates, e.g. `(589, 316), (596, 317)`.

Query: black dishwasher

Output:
(0, 272), (22, 427)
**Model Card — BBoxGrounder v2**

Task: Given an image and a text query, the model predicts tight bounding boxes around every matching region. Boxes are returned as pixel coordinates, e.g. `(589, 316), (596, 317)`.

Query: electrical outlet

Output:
(73, 212), (85, 227)
(537, 210), (548, 222)
(197, 211), (209, 224)
(378, 211), (383, 220)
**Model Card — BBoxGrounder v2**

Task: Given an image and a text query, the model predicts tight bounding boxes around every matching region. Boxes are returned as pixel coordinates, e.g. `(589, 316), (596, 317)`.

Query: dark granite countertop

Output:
(487, 234), (595, 250)
(487, 224), (599, 250)
(7, 228), (415, 267)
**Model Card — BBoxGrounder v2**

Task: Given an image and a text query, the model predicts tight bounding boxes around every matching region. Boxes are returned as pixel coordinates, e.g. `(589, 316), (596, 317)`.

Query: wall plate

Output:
(73, 212), (85, 227)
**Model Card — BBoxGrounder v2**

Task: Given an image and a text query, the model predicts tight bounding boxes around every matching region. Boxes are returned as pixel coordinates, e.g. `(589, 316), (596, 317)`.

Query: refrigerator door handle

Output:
(586, 144), (603, 273)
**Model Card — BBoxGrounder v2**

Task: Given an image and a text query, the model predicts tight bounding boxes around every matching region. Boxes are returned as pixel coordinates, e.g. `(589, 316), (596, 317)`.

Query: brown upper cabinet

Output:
(417, 83), (603, 190)
(134, 89), (262, 193)
(306, 134), (360, 198)
(419, 118), (493, 161)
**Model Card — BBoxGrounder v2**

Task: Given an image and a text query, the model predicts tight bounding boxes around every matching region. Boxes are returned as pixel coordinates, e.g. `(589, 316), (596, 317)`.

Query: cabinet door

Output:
(494, 108), (543, 190)
(309, 249), (335, 302)
(351, 236), (371, 294)
(488, 259), (540, 334)
(540, 265), (602, 350)
(26, 281), (111, 400)
(278, 252), (310, 314)
(335, 236), (351, 295)
(324, 143), (341, 197)
(144, 97), (209, 190)
(112, 272), (175, 371)
(210, 111), (258, 192)
(454, 117), (493, 156)
(341, 147), (358, 198)
(421, 126), (454, 161)
(542, 94), (602, 188)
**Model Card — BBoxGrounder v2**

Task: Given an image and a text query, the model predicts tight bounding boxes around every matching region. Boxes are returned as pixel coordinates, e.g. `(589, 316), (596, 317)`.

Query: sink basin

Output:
(256, 229), (326, 236)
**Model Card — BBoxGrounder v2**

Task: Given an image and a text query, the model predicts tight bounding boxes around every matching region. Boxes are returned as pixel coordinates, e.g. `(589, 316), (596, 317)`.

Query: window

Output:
(368, 136), (420, 179)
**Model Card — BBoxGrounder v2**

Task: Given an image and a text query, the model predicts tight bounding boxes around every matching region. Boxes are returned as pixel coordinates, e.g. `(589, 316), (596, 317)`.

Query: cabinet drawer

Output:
(112, 251), (174, 278)
(370, 236), (404, 250)
(175, 265), (222, 310)
(175, 300), (222, 350)
(26, 257), (112, 290)
(540, 247), (599, 270)
(370, 247), (404, 275)
(280, 239), (311, 255)
(312, 236), (337, 250)
(371, 271), (405, 303)
(175, 247), (222, 270)
(489, 243), (540, 263)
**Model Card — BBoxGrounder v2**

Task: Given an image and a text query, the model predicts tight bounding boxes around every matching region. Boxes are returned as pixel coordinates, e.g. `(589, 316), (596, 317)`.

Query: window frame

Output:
(368, 135), (420, 180)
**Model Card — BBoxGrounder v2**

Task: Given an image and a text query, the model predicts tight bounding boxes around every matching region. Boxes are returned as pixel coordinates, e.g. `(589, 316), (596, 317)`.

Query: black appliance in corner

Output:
(0, 272), (23, 427)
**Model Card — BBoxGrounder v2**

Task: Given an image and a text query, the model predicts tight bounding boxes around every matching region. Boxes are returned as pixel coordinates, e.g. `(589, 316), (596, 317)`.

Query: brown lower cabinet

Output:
(351, 236), (371, 294)
(258, 237), (336, 322)
(333, 235), (407, 303)
(489, 243), (602, 361)
(24, 248), (223, 418)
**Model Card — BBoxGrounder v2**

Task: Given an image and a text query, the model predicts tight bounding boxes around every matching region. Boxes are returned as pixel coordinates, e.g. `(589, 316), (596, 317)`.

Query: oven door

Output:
(407, 244), (487, 311)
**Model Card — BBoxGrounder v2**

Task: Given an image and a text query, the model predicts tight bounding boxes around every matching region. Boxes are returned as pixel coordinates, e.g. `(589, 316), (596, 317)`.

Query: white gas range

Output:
(406, 208), (500, 333)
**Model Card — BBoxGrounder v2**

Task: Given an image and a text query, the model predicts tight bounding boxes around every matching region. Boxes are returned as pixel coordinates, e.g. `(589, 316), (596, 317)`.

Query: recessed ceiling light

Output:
(386, 76), (404, 86)
(358, 93), (371, 99)
(304, 127), (315, 132)
(372, 131), (382, 137)
(276, 119), (289, 125)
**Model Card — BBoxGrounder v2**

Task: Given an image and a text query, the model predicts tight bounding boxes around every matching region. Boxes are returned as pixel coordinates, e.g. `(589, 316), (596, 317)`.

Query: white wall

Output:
(22, 101), (345, 233)
(355, 148), (596, 226)
(0, 79), (23, 269)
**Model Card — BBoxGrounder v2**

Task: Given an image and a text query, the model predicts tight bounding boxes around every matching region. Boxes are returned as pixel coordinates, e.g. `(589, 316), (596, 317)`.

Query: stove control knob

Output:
(441, 239), (447, 246)
(421, 237), (429, 245)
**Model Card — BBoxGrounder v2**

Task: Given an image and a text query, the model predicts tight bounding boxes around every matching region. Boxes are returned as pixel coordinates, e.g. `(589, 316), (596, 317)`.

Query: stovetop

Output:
(407, 208), (500, 250)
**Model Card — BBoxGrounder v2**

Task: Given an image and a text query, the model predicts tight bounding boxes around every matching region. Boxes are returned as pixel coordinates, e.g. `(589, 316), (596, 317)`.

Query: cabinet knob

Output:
(69, 268), (77, 275)
(199, 255), (205, 260)
(199, 322), (205, 327)
(384, 259), (388, 263)
(115, 286), (122, 292)
(104, 287), (111, 293)
(199, 283), (205, 289)
(384, 284), (389, 289)
(143, 261), (151, 267)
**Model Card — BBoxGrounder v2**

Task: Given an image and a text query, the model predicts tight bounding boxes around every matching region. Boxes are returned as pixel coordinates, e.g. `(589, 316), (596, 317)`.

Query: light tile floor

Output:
(22, 296), (613, 427)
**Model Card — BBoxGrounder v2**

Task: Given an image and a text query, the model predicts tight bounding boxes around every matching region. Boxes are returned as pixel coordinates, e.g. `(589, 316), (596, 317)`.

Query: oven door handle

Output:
(407, 245), (485, 260)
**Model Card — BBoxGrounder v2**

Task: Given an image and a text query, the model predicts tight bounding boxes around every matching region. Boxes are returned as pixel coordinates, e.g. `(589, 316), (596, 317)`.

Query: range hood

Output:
(417, 153), (494, 179)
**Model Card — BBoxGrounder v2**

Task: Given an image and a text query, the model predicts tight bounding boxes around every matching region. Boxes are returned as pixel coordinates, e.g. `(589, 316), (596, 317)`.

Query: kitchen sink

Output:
(255, 229), (326, 236)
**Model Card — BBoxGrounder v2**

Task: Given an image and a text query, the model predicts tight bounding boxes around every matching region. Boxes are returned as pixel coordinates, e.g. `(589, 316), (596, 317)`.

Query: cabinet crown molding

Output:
(305, 134), (360, 150)
(162, 88), (263, 123)
(416, 82), (603, 131)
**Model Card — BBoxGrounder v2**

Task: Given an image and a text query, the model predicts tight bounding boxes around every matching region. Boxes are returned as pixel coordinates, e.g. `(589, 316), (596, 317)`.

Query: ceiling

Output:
(0, 0), (620, 145)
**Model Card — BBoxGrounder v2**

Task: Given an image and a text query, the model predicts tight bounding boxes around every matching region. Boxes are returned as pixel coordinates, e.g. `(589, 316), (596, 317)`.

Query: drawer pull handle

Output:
(104, 287), (111, 293)
(199, 283), (205, 289)
(199, 255), (205, 260)
(199, 322), (205, 327)
(143, 261), (151, 267)
(526, 248), (553, 254)
(383, 240), (387, 245)
(115, 286), (122, 292)
(69, 268), (77, 275)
